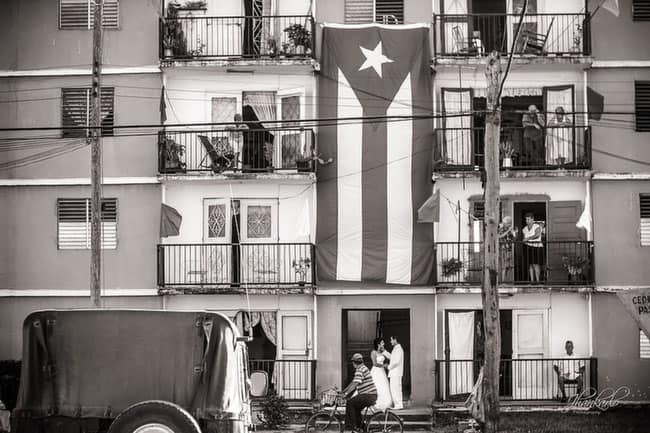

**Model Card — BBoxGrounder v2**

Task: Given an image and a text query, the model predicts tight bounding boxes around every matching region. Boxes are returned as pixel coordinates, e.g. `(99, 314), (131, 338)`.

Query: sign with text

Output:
(617, 289), (650, 339)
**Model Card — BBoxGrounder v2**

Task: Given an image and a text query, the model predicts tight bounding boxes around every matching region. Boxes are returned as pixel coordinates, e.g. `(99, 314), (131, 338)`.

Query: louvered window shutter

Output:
(60, 0), (119, 30)
(635, 81), (650, 132)
(640, 194), (650, 246)
(62, 87), (114, 138)
(633, 0), (650, 21)
(641, 330), (650, 359)
(57, 198), (118, 249)
(345, 0), (373, 24)
(375, 0), (404, 24)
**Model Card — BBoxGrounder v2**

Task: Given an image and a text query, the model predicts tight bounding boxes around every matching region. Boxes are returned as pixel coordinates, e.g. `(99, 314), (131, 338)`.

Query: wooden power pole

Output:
(90, 0), (104, 308)
(481, 51), (503, 433)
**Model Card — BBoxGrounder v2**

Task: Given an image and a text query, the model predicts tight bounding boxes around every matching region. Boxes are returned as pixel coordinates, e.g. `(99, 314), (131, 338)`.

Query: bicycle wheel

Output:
(305, 412), (343, 433)
(365, 410), (403, 433)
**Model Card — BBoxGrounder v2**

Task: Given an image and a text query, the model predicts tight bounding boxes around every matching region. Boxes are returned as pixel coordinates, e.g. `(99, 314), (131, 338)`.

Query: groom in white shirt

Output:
(384, 335), (404, 410)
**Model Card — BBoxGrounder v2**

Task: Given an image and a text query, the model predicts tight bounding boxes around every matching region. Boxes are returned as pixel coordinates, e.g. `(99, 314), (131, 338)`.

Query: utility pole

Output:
(90, 0), (103, 308)
(481, 51), (502, 433)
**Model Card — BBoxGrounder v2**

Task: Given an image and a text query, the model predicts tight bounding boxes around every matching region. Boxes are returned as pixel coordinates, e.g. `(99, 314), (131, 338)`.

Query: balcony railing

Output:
(160, 15), (315, 61)
(435, 241), (594, 285)
(157, 243), (315, 288)
(159, 128), (315, 174)
(434, 125), (591, 171)
(433, 13), (591, 58)
(250, 359), (316, 401)
(435, 358), (597, 401)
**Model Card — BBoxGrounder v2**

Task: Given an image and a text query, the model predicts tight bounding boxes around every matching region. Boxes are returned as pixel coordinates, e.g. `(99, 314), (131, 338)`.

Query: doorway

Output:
(471, 0), (506, 53)
(342, 309), (411, 399)
(513, 201), (546, 283)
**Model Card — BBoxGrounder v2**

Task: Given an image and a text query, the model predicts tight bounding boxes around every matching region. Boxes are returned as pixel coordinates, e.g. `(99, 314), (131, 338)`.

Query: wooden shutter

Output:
(633, 0), (650, 21)
(640, 194), (650, 246)
(375, 0), (404, 24)
(60, 0), (119, 29)
(62, 87), (114, 138)
(345, 0), (373, 24)
(635, 81), (650, 132)
(57, 198), (117, 249)
(641, 330), (650, 358)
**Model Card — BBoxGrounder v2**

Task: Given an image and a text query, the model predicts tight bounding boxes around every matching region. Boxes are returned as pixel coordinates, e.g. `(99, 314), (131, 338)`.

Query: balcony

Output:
(160, 15), (315, 64)
(249, 359), (315, 401)
(157, 243), (315, 292)
(435, 241), (594, 286)
(159, 128), (315, 175)
(433, 13), (591, 61)
(434, 125), (591, 171)
(435, 358), (597, 401)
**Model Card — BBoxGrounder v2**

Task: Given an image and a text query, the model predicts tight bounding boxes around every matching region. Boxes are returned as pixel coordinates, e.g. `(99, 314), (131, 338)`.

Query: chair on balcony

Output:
(198, 135), (238, 173)
(250, 370), (269, 397)
(452, 26), (480, 56)
(520, 17), (555, 55)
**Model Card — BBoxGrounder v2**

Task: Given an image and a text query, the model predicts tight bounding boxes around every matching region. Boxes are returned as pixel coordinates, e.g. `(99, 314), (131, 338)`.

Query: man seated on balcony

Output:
(553, 340), (585, 402)
(521, 105), (545, 167)
(546, 106), (572, 167)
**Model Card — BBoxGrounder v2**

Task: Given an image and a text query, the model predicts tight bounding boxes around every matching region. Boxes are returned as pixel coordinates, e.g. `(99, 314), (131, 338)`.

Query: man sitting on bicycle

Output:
(342, 353), (378, 433)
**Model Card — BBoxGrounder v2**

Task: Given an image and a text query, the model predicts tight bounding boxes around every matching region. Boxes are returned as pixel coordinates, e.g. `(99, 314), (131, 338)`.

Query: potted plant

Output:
(441, 257), (464, 278)
(562, 254), (588, 281)
(267, 37), (278, 58)
(178, 0), (206, 10)
(163, 3), (188, 58)
(292, 258), (311, 286)
(159, 135), (186, 173)
(283, 23), (311, 55)
(500, 139), (514, 168)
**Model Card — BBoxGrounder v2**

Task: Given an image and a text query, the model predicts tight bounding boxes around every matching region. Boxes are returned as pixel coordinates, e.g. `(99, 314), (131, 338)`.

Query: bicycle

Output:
(305, 388), (403, 433)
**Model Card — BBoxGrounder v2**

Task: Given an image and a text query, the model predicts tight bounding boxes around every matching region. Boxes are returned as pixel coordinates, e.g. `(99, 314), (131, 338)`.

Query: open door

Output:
(445, 311), (475, 399)
(512, 309), (551, 399)
(201, 198), (232, 285)
(440, 0), (470, 55)
(277, 90), (305, 169)
(276, 311), (312, 400)
(544, 85), (576, 166)
(547, 200), (586, 283)
(441, 88), (474, 166)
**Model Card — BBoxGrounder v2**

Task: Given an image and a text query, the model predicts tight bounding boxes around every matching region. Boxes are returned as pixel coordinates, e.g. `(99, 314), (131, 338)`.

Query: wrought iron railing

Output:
(158, 128), (315, 174)
(433, 13), (591, 57)
(435, 358), (597, 401)
(434, 125), (591, 170)
(249, 359), (316, 401)
(160, 15), (315, 60)
(435, 241), (594, 285)
(157, 243), (315, 288)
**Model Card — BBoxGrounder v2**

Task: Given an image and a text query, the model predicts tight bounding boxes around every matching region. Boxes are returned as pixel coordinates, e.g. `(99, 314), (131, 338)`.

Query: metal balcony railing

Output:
(158, 128), (315, 174)
(160, 15), (315, 60)
(433, 13), (591, 57)
(434, 125), (591, 170)
(157, 243), (315, 288)
(435, 358), (598, 401)
(249, 359), (316, 401)
(435, 240), (594, 285)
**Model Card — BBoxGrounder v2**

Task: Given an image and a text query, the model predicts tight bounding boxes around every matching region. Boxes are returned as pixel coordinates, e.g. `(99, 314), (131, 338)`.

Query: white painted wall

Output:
(164, 293), (313, 312)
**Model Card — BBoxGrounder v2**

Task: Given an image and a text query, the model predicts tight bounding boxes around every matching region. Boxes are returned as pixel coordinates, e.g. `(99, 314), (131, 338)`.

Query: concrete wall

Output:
(589, 68), (650, 173)
(316, 294), (435, 405)
(592, 180), (650, 286)
(0, 184), (161, 292)
(0, 0), (159, 70)
(592, 292), (650, 401)
(0, 74), (161, 179)
(590, 0), (650, 61)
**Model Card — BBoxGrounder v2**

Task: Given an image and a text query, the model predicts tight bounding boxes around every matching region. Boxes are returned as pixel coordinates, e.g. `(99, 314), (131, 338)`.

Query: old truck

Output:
(11, 309), (251, 433)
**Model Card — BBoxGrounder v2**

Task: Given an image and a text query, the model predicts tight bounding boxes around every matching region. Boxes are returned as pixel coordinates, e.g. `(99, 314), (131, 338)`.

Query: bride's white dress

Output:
(371, 354), (393, 410)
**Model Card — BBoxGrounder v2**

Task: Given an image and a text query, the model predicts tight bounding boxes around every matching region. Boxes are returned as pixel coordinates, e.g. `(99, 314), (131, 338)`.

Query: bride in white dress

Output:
(370, 338), (393, 411)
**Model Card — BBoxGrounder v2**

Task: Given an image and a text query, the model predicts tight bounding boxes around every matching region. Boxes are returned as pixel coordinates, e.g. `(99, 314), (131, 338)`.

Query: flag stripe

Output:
(386, 74), (413, 284)
(336, 68), (364, 281)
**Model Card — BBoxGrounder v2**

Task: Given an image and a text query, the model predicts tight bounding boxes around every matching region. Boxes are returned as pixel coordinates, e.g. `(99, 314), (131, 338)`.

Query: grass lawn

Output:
(434, 408), (650, 433)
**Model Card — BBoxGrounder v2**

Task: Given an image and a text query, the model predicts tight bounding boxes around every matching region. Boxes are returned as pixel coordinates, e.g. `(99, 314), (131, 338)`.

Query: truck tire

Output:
(107, 400), (202, 433)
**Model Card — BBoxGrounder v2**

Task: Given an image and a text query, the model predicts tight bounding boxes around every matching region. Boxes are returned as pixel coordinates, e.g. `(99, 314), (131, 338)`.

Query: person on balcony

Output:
(498, 216), (517, 282)
(522, 213), (544, 282)
(522, 105), (545, 167)
(242, 105), (274, 172)
(553, 340), (585, 402)
(226, 113), (248, 169)
(546, 106), (572, 166)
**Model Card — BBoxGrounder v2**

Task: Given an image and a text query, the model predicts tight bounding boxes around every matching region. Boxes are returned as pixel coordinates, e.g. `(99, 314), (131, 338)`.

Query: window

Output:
(344, 0), (404, 24)
(641, 330), (650, 359)
(57, 198), (117, 249)
(640, 194), (650, 246)
(633, 0), (650, 21)
(60, 0), (119, 29)
(635, 81), (650, 132)
(62, 87), (114, 138)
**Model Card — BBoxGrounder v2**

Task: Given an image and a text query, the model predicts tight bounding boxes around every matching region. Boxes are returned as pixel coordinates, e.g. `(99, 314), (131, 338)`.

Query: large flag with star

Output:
(316, 23), (434, 285)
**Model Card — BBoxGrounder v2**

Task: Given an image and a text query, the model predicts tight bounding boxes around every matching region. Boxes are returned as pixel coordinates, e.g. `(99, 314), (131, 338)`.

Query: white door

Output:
(277, 89), (305, 169)
(512, 309), (551, 399)
(276, 311), (313, 400)
(240, 199), (279, 284)
(207, 0), (242, 56)
(446, 311), (475, 398)
(201, 198), (232, 285)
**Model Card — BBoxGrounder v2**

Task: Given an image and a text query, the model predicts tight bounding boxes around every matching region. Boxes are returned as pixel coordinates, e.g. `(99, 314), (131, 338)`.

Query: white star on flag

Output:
(359, 41), (393, 78)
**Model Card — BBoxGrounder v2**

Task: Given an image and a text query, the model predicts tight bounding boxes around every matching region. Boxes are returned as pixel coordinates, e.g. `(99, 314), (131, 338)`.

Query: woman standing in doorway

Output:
(370, 338), (392, 411)
(522, 213), (544, 282)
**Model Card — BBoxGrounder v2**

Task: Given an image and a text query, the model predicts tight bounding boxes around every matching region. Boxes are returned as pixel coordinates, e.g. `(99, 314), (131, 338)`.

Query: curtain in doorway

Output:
(243, 91), (277, 122)
(448, 311), (475, 396)
(240, 311), (278, 345)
